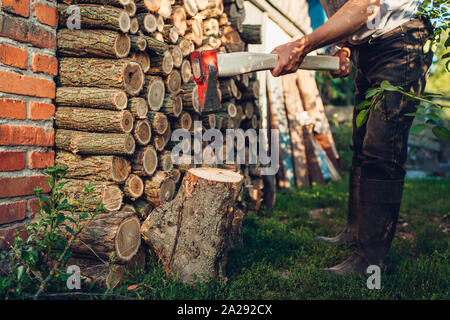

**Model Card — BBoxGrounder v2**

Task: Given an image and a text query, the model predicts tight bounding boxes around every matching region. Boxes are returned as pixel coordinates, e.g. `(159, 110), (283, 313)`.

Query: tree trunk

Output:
(55, 151), (131, 183)
(58, 58), (144, 96)
(56, 87), (128, 110)
(58, 4), (131, 33)
(132, 146), (158, 176)
(68, 205), (141, 262)
(57, 29), (131, 58)
(140, 167), (243, 283)
(55, 107), (134, 133)
(124, 174), (145, 200)
(56, 129), (136, 155)
(144, 171), (175, 206)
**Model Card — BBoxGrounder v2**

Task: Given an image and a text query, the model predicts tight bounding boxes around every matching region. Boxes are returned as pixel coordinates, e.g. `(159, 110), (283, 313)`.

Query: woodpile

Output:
(55, 0), (264, 285)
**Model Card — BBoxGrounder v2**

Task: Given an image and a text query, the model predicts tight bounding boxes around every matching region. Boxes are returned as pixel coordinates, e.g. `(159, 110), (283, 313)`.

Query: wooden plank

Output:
(266, 73), (295, 188)
(280, 73), (309, 187)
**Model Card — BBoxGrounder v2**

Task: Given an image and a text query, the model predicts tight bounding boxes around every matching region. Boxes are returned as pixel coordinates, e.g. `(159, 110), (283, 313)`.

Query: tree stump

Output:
(140, 167), (243, 283)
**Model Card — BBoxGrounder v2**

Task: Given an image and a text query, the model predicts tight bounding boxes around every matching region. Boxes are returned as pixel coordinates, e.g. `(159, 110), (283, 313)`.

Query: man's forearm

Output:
(303, 0), (380, 53)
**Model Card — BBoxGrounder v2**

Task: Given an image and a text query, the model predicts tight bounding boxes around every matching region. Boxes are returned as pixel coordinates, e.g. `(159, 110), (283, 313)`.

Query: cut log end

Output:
(121, 110), (134, 133)
(114, 33), (131, 58)
(119, 11), (131, 33)
(134, 119), (152, 145)
(188, 167), (243, 184)
(125, 174), (145, 200)
(166, 70), (182, 94)
(181, 59), (192, 83)
(129, 18), (139, 34)
(102, 185), (124, 211)
(114, 91), (128, 110)
(124, 62), (145, 96)
(143, 146), (158, 175)
(112, 156), (131, 183)
(147, 77), (166, 111)
(115, 215), (141, 262)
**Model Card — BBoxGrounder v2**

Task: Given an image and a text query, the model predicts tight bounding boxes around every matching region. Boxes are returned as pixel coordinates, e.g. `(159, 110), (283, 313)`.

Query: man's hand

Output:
(270, 38), (309, 77)
(330, 47), (352, 78)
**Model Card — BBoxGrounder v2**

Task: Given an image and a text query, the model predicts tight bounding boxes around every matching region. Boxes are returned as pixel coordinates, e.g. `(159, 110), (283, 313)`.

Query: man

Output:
(271, 0), (433, 275)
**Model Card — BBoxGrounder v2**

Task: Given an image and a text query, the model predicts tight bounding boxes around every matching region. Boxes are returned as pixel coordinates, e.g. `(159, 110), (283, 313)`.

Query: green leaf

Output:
(356, 100), (372, 110)
(365, 88), (380, 99)
(87, 230), (99, 237)
(356, 109), (369, 128)
(432, 126), (450, 141)
(380, 80), (399, 91)
(410, 124), (426, 134)
(17, 265), (25, 281)
(65, 226), (75, 235)
(442, 52), (450, 59)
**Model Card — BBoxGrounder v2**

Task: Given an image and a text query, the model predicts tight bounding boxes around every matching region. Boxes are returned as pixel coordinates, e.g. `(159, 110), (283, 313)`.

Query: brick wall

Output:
(0, 0), (58, 248)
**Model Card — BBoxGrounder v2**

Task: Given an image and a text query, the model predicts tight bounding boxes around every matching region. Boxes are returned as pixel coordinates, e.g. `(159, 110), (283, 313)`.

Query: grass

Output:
(116, 175), (449, 300)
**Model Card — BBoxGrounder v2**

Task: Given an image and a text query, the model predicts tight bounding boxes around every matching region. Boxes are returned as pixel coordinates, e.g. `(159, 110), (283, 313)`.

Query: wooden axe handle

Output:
(217, 52), (339, 77)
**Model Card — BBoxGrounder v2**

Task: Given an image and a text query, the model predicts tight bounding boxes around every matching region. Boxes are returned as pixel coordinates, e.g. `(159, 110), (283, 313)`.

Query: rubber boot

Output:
(324, 178), (403, 276)
(317, 166), (360, 246)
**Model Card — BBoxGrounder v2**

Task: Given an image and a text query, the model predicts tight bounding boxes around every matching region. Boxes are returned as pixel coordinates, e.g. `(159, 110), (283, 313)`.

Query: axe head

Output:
(190, 50), (222, 114)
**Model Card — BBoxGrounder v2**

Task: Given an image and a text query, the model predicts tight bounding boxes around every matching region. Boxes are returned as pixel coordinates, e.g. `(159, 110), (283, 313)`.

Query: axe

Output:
(190, 50), (339, 113)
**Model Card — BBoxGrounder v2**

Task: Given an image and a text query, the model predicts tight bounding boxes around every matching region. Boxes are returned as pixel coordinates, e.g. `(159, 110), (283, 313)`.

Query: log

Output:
(182, 84), (199, 113)
(137, 0), (162, 12)
(156, 15), (165, 32)
(154, 32), (165, 42)
(195, 0), (208, 10)
(135, 199), (153, 220)
(244, 101), (254, 119)
(151, 135), (166, 151)
(62, 0), (131, 6)
(241, 80), (259, 101)
(125, 1), (137, 17)
(55, 107), (134, 134)
(132, 146), (158, 176)
(130, 51), (151, 74)
(170, 6), (187, 36)
(57, 29), (131, 59)
(171, 45), (183, 68)
(196, 0), (223, 19)
(240, 24), (262, 44)
(161, 25), (179, 44)
(140, 167), (243, 283)
(185, 18), (203, 47)
(162, 123), (172, 147)
(56, 87), (127, 110)
(129, 97), (149, 119)
(169, 168), (181, 183)
(130, 17), (139, 34)
(58, 58), (144, 96)
(130, 34), (147, 51)
(142, 35), (169, 54)
(165, 69), (182, 94)
(144, 171), (175, 206)
(174, 111), (192, 130)
(136, 13), (158, 33)
(203, 18), (220, 36)
(178, 38), (194, 56)
(229, 15), (242, 33)
(174, 0), (197, 16)
(56, 130), (136, 155)
(158, 0), (172, 18)
(60, 179), (124, 212)
(124, 174), (145, 200)
(134, 119), (152, 145)
(181, 59), (192, 83)
(158, 151), (174, 172)
(148, 51), (174, 75)
(68, 205), (141, 262)
(148, 111), (169, 135)
(146, 76), (166, 111)
(160, 94), (183, 118)
(55, 151), (131, 183)
(58, 4), (131, 33)
(220, 25), (244, 52)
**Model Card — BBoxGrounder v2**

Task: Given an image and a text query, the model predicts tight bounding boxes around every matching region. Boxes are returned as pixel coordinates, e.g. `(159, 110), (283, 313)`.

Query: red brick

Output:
(0, 44), (28, 70)
(0, 225), (27, 249)
(29, 101), (55, 120)
(0, 151), (26, 171)
(0, 14), (56, 50)
(0, 201), (26, 224)
(1, 0), (30, 18)
(33, 3), (58, 27)
(28, 198), (40, 215)
(0, 125), (54, 147)
(30, 53), (57, 76)
(28, 150), (54, 169)
(0, 70), (55, 99)
(0, 175), (50, 198)
(0, 98), (26, 120)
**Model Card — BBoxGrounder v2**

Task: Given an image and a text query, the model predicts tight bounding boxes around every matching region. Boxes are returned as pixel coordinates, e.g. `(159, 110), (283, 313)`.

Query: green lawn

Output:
(117, 176), (449, 300)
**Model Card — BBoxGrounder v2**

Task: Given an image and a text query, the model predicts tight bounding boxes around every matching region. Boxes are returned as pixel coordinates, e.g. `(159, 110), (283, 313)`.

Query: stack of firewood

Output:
(53, 0), (264, 286)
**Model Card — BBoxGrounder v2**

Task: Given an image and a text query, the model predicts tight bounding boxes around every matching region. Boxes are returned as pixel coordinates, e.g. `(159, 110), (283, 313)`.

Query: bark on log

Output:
(130, 51), (151, 74)
(56, 87), (128, 110)
(136, 13), (158, 33)
(142, 35), (169, 54)
(132, 146), (158, 176)
(55, 151), (131, 183)
(173, 111), (192, 130)
(130, 34), (147, 51)
(68, 205), (141, 262)
(60, 179), (124, 212)
(124, 174), (145, 200)
(220, 25), (244, 52)
(158, 150), (174, 172)
(144, 171), (175, 206)
(57, 29), (131, 58)
(55, 107), (134, 134)
(56, 129), (136, 155)
(161, 25), (179, 44)
(145, 76), (166, 111)
(148, 51), (174, 75)
(129, 97), (149, 119)
(165, 69), (182, 94)
(171, 45), (183, 68)
(240, 24), (262, 44)
(58, 58), (144, 96)
(135, 199), (153, 220)
(160, 94), (183, 118)
(58, 4), (131, 33)
(62, 0), (131, 6)
(140, 167), (243, 283)
(134, 119), (152, 145)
